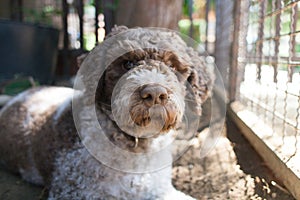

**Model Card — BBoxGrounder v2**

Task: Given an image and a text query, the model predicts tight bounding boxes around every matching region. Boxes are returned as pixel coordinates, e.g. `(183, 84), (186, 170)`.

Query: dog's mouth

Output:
(129, 102), (178, 134)
(118, 83), (182, 138)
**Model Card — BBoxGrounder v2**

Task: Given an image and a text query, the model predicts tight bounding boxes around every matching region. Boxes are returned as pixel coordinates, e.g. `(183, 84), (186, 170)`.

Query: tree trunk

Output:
(115, 0), (183, 30)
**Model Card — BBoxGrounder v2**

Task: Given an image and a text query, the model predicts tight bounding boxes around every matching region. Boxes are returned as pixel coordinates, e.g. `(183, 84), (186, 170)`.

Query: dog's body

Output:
(0, 26), (213, 199)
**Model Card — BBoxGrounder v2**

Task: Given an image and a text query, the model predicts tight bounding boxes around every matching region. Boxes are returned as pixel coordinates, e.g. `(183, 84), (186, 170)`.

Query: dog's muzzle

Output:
(111, 62), (185, 139)
(129, 83), (177, 134)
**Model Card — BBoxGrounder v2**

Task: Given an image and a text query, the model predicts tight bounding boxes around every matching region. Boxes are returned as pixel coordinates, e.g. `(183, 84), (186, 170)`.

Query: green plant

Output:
(24, 6), (61, 26)
(1, 76), (39, 96)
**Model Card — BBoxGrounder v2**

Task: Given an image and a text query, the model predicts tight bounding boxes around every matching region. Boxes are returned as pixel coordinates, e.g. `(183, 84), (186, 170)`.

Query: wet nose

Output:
(140, 84), (168, 106)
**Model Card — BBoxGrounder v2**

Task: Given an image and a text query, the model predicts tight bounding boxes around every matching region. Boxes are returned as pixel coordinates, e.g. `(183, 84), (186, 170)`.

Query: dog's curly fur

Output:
(0, 26), (213, 199)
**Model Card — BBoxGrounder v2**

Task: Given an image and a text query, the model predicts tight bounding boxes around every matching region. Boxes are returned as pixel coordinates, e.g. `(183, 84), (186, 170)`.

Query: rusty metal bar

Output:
(256, 0), (267, 81)
(264, 0), (300, 18)
(288, 4), (298, 82)
(244, 56), (300, 66)
(248, 30), (300, 45)
(273, 0), (281, 83)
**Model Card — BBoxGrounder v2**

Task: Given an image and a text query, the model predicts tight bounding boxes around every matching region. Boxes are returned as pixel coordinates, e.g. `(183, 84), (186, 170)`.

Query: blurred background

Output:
(0, 0), (215, 88)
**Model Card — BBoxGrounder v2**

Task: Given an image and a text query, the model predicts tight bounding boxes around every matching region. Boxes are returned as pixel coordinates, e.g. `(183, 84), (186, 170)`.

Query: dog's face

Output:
(95, 49), (211, 139)
(108, 57), (185, 138)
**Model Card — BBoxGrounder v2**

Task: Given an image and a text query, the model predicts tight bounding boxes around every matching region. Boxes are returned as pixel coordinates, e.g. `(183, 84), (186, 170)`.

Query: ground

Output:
(0, 118), (295, 200)
(172, 119), (295, 200)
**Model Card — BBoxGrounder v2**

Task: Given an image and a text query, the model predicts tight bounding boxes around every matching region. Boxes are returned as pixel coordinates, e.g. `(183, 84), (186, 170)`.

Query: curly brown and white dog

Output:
(0, 26), (213, 199)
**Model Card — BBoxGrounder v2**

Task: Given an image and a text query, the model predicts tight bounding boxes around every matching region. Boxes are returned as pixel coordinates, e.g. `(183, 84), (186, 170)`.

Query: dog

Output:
(0, 26), (213, 199)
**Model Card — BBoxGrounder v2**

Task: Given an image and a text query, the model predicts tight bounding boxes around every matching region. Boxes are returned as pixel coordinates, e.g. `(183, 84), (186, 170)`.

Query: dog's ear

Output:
(161, 50), (214, 102)
(159, 49), (214, 115)
(189, 63), (214, 102)
(161, 51), (189, 75)
(186, 56), (214, 116)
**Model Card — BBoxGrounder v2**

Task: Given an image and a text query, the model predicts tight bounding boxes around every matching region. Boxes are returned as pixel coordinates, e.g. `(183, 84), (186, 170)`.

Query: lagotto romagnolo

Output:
(0, 26), (213, 199)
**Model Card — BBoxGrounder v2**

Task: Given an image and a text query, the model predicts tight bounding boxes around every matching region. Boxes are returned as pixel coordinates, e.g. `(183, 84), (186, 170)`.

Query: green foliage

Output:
(2, 77), (39, 96)
(182, 0), (190, 17)
(178, 19), (205, 43)
(84, 33), (96, 51)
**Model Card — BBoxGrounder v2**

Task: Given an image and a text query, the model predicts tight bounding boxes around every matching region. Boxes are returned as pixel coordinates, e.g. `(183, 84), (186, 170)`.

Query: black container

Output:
(0, 20), (59, 84)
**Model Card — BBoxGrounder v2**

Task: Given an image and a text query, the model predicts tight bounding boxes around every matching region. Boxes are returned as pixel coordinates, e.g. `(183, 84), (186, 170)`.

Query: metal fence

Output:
(222, 0), (300, 198)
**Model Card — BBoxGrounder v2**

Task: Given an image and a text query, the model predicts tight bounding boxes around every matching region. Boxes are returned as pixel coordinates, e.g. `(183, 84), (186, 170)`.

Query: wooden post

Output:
(77, 0), (84, 50)
(62, 0), (70, 76)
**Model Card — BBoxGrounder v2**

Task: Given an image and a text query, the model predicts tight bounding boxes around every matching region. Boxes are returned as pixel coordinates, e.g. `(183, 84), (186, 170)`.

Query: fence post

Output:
(229, 0), (248, 102)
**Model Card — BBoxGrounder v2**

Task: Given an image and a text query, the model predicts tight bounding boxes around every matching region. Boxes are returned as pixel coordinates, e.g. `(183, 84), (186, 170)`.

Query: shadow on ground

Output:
(225, 118), (293, 200)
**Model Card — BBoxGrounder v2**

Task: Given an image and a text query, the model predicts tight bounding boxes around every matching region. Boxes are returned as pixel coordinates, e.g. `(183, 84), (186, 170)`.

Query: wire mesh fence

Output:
(231, 0), (300, 193)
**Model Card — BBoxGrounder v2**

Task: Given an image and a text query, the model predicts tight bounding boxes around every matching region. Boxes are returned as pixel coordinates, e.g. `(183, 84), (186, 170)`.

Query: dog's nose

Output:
(140, 84), (168, 106)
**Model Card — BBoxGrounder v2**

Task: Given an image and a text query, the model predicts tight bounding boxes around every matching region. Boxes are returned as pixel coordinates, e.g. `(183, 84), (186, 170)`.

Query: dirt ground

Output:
(172, 119), (295, 200)
(0, 168), (47, 200)
(0, 118), (295, 200)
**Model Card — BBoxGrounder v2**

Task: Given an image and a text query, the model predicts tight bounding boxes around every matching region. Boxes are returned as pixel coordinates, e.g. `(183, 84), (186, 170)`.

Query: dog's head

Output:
(79, 26), (214, 139)
(108, 58), (185, 138)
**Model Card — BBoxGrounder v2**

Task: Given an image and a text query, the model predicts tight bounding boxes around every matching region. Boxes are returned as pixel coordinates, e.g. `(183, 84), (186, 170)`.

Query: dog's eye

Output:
(123, 61), (135, 70)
